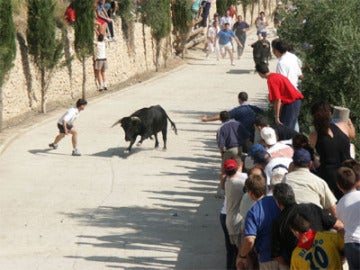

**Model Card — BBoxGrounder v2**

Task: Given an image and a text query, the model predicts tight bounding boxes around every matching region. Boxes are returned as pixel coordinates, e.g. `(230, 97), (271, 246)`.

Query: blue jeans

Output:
(220, 213), (238, 270)
(345, 242), (360, 270)
(280, 99), (301, 131)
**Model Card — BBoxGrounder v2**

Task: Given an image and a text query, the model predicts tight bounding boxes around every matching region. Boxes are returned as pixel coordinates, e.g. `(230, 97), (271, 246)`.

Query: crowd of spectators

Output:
(200, 10), (358, 268)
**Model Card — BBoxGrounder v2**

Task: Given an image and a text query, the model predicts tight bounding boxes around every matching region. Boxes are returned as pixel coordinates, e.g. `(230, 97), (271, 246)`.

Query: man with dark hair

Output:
(256, 62), (303, 130)
(271, 38), (303, 91)
(202, 91), (264, 143)
(49, 98), (87, 156)
(237, 173), (280, 269)
(217, 111), (250, 165)
(283, 148), (337, 217)
(289, 213), (344, 270)
(272, 38), (303, 132)
(336, 167), (360, 270)
(271, 183), (342, 269)
(216, 22), (241, 66)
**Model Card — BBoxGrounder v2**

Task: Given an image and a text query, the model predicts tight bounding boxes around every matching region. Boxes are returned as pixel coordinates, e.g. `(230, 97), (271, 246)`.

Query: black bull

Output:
(251, 38), (271, 66)
(112, 105), (178, 152)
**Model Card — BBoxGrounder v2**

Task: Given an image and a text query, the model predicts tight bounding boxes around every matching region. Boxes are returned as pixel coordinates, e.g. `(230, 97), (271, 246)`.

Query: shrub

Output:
(278, 0), (360, 156)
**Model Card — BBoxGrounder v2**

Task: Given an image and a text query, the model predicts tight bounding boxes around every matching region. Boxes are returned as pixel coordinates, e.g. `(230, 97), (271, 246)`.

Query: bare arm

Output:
(237, 236), (256, 268)
(272, 99), (282, 125)
(328, 204), (337, 218)
(201, 114), (220, 122)
(309, 131), (317, 148)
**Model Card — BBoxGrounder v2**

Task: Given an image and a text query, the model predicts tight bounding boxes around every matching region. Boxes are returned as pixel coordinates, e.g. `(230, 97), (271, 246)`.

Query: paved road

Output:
(0, 28), (276, 269)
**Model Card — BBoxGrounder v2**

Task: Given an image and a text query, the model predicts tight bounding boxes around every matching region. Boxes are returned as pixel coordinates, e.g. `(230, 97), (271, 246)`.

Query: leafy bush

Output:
(278, 0), (360, 155)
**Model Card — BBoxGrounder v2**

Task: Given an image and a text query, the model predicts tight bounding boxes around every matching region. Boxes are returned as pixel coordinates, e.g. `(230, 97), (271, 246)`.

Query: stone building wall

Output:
(2, 18), (164, 127)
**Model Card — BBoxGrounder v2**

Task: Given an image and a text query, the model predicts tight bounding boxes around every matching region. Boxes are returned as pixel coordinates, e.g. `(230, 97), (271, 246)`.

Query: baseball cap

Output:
(248, 143), (266, 157)
(293, 148), (311, 167)
(224, 159), (238, 171)
(253, 150), (271, 164)
(261, 127), (277, 146)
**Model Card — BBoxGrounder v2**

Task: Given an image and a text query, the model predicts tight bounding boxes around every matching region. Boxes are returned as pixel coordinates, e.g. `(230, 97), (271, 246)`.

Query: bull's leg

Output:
(154, 134), (159, 148)
(126, 139), (136, 153)
(162, 128), (167, 150)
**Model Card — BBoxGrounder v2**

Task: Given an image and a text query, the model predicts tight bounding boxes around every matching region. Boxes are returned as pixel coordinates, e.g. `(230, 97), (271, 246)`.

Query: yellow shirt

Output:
(290, 231), (344, 270)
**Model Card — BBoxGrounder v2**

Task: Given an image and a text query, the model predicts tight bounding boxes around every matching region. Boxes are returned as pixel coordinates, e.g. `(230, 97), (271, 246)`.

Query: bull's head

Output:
(120, 116), (142, 141)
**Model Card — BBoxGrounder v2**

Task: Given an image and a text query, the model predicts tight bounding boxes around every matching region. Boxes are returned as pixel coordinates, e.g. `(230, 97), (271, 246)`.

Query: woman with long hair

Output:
(309, 101), (355, 199)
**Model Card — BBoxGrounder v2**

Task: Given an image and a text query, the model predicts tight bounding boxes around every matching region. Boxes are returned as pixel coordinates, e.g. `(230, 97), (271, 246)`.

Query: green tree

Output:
(278, 0), (360, 154)
(73, 0), (94, 99)
(27, 0), (64, 113)
(216, 0), (237, 16)
(0, 0), (16, 130)
(171, 0), (192, 56)
(141, 0), (171, 71)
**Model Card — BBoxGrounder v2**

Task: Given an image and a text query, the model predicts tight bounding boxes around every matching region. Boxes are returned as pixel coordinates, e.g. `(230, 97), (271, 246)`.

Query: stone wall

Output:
(2, 0), (275, 127)
(2, 18), (168, 127)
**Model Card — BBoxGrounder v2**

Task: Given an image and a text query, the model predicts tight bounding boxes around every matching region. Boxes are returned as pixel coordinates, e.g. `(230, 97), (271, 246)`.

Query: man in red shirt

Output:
(256, 62), (303, 130)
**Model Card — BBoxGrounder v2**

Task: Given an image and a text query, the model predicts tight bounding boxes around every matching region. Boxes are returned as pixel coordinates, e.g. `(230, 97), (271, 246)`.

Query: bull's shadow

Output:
(91, 146), (157, 159)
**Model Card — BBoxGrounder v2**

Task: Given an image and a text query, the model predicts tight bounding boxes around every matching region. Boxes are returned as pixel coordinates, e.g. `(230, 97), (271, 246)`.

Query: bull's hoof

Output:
(124, 149), (130, 154)
(136, 142), (142, 147)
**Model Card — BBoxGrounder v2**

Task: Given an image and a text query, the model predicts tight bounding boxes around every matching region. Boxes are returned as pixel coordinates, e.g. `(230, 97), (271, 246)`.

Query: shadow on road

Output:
(61, 109), (225, 269)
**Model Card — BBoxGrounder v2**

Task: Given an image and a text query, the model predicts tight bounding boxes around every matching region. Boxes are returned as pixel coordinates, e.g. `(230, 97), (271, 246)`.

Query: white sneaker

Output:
(72, 149), (81, 156)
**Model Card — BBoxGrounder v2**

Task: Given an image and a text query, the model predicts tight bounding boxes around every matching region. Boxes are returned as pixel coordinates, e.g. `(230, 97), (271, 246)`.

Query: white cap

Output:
(261, 127), (277, 146)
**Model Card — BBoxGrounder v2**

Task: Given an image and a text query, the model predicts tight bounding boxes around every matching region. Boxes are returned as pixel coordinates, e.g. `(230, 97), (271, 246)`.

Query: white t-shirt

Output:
(276, 51), (302, 89)
(57, 107), (80, 125)
(95, 41), (106, 59)
(225, 172), (247, 236)
(267, 142), (294, 159)
(220, 16), (233, 28)
(336, 190), (360, 243)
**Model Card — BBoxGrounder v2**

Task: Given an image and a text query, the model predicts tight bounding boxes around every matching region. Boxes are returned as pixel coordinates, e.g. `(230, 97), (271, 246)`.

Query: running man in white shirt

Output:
(49, 99), (87, 156)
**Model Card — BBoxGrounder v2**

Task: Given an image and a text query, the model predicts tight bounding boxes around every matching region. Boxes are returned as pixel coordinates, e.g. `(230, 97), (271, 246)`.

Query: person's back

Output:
(277, 51), (302, 89)
(228, 104), (262, 140)
(218, 119), (249, 148)
(245, 196), (280, 263)
(225, 170), (247, 245)
(271, 183), (338, 267)
(291, 231), (344, 270)
(284, 168), (336, 208)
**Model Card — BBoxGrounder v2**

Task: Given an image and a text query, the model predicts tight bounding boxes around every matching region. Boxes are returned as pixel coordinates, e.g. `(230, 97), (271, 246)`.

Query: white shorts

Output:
(219, 42), (232, 51)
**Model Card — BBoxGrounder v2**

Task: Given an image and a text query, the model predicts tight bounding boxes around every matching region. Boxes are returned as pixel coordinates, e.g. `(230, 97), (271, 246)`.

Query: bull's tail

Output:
(166, 114), (178, 135)
(111, 119), (121, 128)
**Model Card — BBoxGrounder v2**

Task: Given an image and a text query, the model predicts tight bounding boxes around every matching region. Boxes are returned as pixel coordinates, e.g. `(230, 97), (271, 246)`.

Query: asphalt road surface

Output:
(0, 28), (273, 270)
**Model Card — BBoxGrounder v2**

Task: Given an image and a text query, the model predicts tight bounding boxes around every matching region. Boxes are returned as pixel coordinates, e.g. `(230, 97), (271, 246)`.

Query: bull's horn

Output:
(111, 118), (122, 128)
(131, 116), (141, 122)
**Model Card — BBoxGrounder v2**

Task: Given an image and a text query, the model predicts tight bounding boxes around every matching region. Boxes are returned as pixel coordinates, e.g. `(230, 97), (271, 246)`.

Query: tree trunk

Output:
(155, 38), (161, 72)
(242, 4), (248, 21)
(142, 23), (148, 70)
(82, 57), (86, 99)
(41, 68), (47, 114)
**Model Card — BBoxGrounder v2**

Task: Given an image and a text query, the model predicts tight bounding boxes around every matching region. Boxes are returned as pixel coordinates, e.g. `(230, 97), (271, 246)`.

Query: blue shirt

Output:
(217, 119), (250, 149)
(228, 104), (263, 139)
(217, 29), (236, 45)
(244, 196), (280, 262)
